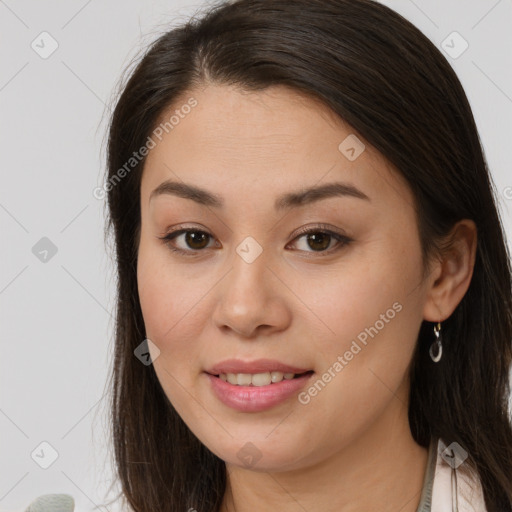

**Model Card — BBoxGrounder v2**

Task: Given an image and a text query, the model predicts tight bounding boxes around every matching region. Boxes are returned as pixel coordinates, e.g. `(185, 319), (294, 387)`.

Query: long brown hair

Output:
(102, 0), (512, 510)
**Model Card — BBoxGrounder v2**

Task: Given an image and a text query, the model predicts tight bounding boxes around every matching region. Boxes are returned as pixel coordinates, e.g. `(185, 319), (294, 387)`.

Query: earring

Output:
(429, 322), (443, 362)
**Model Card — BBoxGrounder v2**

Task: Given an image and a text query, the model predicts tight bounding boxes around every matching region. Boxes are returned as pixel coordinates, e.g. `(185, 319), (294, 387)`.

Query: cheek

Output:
(302, 242), (421, 351)
(137, 248), (172, 341)
(137, 262), (207, 421)
(300, 232), (425, 405)
(136, 243), (205, 377)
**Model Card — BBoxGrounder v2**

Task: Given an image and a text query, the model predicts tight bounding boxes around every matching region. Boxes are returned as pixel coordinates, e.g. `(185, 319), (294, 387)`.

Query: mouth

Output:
(204, 370), (315, 412)
(207, 370), (315, 387)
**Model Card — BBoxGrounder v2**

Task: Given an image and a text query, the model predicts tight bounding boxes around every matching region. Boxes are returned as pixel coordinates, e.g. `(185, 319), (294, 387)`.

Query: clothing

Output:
(416, 438), (487, 512)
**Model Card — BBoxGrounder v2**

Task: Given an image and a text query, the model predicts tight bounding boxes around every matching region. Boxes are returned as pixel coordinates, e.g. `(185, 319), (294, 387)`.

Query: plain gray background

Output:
(1, 1), (511, 511)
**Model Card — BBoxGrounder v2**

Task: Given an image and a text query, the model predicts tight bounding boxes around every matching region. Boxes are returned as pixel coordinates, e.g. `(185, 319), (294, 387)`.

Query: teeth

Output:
(271, 371), (284, 383)
(219, 371), (300, 386)
(237, 373), (253, 386)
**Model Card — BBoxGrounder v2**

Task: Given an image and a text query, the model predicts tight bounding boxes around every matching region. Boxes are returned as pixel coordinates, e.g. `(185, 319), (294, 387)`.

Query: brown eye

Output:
(183, 231), (210, 250)
(304, 232), (332, 251)
(158, 228), (216, 255)
(287, 225), (353, 256)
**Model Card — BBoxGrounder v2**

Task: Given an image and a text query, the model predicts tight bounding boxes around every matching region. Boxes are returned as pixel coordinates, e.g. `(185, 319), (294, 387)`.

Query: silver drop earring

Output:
(429, 322), (443, 362)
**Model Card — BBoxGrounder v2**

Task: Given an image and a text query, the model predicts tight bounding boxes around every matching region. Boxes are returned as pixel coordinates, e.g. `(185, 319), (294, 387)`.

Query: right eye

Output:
(157, 227), (218, 256)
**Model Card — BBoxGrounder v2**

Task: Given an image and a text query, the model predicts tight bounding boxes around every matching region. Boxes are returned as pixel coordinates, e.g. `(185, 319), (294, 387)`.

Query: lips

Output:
(205, 358), (312, 375)
(205, 371), (314, 412)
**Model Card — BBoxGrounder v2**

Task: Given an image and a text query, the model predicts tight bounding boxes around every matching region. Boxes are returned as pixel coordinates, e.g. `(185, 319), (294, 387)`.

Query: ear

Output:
(423, 219), (478, 322)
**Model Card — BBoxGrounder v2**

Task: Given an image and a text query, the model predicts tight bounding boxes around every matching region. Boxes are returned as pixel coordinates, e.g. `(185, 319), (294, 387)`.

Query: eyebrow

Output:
(149, 179), (370, 210)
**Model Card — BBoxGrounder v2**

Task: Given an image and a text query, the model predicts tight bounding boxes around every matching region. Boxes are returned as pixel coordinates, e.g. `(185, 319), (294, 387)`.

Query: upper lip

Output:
(205, 358), (313, 375)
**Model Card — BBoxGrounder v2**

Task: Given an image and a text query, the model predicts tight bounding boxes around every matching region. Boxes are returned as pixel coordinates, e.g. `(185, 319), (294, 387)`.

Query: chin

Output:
(197, 433), (314, 473)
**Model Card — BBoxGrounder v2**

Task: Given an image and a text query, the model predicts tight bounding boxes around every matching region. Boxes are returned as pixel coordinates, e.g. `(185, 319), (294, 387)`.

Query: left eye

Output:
(158, 226), (352, 256)
(289, 230), (350, 253)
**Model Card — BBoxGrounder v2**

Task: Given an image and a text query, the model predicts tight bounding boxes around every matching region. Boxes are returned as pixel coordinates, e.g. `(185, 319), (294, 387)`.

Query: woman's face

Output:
(137, 84), (431, 471)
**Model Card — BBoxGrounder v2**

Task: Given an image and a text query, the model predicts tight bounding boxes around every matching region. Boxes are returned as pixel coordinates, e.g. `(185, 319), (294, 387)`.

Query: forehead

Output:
(140, 84), (412, 211)
(149, 84), (349, 159)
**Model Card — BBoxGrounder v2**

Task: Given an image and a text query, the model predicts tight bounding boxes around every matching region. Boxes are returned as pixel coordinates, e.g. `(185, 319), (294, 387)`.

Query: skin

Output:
(136, 83), (477, 511)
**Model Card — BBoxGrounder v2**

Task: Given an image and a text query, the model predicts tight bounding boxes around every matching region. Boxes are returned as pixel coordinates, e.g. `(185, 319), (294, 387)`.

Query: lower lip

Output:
(205, 372), (314, 412)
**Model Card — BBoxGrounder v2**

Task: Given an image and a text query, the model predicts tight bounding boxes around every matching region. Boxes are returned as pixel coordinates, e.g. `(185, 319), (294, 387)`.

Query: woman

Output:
(102, 0), (512, 510)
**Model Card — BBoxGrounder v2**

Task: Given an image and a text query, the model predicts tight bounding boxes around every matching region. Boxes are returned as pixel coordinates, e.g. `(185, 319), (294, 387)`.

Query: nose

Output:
(211, 244), (292, 339)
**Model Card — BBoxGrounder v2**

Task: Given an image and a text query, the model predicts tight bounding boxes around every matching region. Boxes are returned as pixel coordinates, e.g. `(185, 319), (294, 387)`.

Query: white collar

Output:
(417, 437), (487, 512)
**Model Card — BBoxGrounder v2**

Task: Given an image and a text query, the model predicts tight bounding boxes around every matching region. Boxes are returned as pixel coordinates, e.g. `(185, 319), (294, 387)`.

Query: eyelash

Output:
(157, 223), (352, 258)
